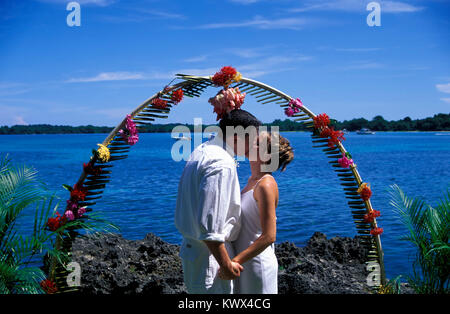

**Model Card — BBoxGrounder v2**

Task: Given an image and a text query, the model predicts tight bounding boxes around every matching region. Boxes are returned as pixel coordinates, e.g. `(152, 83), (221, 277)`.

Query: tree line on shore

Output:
(0, 113), (449, 134)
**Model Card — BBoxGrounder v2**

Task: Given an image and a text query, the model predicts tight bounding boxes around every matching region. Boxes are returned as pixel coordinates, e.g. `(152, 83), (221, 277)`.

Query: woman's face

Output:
(250, 131), (270, 164)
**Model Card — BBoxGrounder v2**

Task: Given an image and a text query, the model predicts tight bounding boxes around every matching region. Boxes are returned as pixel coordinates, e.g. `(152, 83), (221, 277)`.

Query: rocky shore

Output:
(70, 231), (382, 294)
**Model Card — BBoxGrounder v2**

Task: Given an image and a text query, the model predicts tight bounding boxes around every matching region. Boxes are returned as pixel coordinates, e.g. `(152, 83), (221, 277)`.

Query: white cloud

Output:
(131, 9), (185, 20)
(0, 82), (32, 96)
(37, 0), (116, 6)
(436, 83), (450, 94)
(236, 54), (313, 77)
(381, 1), (424, 13)
(337, 61), (384, 70)
(13, 116), (28, 125)
(183, 55), (209, 63)
(228, 0), (264, 4)
(227, 48), (264, 58)
(440, 97), (450, 104)
(197, 16), (312, 30)
(290, 0), (423, 13)
(335, 47), (382, 52)
(67, 72), (146, 83)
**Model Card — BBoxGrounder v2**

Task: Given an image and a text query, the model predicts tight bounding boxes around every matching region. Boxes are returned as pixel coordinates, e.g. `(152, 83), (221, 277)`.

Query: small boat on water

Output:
(356, 128), (375, 135)
(342, 128), (349, 134)
(172, 134), (191, 141)
(207, 132), (217, 140)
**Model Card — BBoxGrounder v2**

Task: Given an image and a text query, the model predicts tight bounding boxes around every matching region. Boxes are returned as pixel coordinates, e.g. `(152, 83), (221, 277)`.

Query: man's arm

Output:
(203, 241), (243, 280)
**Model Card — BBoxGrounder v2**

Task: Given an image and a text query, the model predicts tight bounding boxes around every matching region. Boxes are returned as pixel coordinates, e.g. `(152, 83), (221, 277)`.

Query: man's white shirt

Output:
(175, 135), (241, 243)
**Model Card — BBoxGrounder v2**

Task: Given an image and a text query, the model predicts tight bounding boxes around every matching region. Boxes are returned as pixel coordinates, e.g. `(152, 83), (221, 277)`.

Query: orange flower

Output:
(152, 98), (168, 109)
(363, 209), (381, 222)
(357, 183), (372, 201)
(370, 227), (383, 236)
(211, 66), (241, 87)
(171, 89), (184, 104)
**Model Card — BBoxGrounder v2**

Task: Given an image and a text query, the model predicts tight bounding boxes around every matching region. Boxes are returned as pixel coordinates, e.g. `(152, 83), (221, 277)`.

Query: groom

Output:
(175, 109), (262, 294)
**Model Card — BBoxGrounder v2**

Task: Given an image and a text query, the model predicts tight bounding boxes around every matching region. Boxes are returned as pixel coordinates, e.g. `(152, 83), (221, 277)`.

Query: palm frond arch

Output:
(55, 73), (386, 291)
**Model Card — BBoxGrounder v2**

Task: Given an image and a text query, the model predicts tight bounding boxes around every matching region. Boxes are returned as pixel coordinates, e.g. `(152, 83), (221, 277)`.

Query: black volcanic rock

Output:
(71, 233), (186, 294)
(71, 232), (375, 294)
(275, 232), (371, 294)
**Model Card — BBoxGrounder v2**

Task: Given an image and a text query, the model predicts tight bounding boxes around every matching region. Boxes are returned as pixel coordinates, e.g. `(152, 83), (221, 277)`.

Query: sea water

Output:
(1, 131), (449, 280)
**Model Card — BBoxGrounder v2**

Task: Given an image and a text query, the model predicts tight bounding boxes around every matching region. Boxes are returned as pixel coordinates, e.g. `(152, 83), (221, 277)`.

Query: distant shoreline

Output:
(1, 130), (449, 136)
(1, 113), (449, 134)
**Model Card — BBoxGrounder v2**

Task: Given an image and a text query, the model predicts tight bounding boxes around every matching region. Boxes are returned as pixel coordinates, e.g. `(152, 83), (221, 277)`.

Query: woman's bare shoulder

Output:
(254, 175), (278, 199)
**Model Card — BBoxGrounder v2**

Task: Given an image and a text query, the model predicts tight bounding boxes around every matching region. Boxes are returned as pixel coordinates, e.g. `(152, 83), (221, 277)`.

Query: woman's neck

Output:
(249, 161), (271, 180)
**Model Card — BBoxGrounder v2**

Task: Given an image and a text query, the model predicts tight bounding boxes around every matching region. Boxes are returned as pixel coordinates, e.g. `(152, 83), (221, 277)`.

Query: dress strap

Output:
(255, 174), (271, 186)
(257, 174), (271, 181)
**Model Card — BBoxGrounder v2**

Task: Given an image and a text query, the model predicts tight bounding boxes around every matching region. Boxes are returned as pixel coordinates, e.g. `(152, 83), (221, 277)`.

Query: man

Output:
(175, 109), (262, 294)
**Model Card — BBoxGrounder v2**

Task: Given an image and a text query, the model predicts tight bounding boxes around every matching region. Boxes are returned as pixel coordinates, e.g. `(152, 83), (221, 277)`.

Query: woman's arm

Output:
(232, 178), (278, 265)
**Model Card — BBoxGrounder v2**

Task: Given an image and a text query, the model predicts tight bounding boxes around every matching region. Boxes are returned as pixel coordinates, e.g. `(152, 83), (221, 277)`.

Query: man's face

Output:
(224, 126), (258, 158)
(233, 133), (251, 157)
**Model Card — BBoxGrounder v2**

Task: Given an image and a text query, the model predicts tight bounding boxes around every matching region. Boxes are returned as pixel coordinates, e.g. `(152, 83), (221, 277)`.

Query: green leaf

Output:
(62, 184), (73, 192)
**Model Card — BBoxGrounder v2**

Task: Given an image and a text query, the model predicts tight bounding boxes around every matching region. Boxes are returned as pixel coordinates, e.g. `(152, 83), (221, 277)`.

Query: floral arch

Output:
(47, 67), (386, 293)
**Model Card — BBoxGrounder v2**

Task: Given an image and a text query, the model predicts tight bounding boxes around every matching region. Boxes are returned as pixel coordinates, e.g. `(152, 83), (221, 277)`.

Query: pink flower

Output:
(208, 87), (246, 120)
(66, 199), (78, 212)
(64, 210), (75, 221)
(285, 97), (302, 117)
(284, 107), (294, 117)
(77, 207), (86, 217)
(120, 115), (139, 145)
(127, 134), (139, 145)
(289, 98), (303, 109)
(338, 153), (354, 168)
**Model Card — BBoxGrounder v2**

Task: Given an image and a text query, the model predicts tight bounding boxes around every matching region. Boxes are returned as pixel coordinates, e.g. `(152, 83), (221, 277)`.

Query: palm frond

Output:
(389, 184), (450, 294)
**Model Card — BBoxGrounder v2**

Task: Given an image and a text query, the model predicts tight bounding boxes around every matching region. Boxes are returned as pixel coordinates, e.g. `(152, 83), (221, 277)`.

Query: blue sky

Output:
(0, 0), (449, 126)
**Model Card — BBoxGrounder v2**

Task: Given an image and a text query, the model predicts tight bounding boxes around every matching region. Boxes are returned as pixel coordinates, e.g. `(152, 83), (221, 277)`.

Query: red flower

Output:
(370, 227), (383, 236)
(320, 126), (333, 138)
(152, 98), (168, 109)
(359, 187), (372, 201)
(313, 113), (330, 129)
(319, 126), (346, 147)
(212, 66), (238, 87)
(40, 279), (58, 294)
(46, 212), (66, 231)
(83, 162), (102, 176)
(364, 210), (381, 223)
(171, 89), (184, 104)
(71, 184), (87, 202)
(328, 129), (346, 148)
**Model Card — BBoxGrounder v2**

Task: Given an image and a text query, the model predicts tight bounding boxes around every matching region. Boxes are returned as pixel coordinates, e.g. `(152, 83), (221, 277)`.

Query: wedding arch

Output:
(48, 67), (386, 292)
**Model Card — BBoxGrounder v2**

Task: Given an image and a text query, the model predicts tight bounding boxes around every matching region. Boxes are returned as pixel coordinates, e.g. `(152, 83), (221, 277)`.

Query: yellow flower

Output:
(233, 72), (242, 83)
(357, 182), (370, 194)
(96, 144), (110, 163)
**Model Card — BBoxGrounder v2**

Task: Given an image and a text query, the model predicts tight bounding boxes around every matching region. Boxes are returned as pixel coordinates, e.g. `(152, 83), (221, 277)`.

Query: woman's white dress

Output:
(233, 174), (278, 294)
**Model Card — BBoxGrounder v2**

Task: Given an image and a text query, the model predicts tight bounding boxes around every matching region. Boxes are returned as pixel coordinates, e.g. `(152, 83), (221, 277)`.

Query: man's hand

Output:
(218, 261), (243, 280)
(203, 240), (243, 280)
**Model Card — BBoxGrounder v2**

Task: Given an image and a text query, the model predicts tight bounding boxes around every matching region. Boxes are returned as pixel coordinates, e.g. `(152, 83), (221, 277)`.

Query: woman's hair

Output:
(219, 109), (262, 138)
(260, 132), (294, 172)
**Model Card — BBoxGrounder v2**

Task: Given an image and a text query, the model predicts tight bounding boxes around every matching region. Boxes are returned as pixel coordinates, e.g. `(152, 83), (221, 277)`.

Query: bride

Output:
(220, 131), (294, 294)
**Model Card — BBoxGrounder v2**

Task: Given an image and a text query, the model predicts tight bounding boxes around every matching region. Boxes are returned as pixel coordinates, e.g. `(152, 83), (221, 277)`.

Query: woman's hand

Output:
(218, 261), (243, 280)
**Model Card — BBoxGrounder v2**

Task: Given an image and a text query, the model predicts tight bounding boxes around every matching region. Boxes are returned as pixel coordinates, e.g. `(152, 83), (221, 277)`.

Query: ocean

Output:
(1, 131), (449, 280)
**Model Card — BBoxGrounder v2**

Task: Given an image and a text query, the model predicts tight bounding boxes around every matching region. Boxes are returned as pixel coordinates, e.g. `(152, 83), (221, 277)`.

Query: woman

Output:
(221, 131), (294, 294)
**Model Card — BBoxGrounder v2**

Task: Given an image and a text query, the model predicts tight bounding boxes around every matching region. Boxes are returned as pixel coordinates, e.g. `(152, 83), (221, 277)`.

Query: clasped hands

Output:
(218, 259), (243, 280)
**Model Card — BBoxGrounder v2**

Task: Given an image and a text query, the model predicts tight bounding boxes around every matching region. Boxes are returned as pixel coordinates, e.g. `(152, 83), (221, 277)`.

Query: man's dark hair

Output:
(219, 109), (262, 138)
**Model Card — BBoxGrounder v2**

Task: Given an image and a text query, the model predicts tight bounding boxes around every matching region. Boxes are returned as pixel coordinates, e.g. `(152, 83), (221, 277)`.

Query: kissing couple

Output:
(175, 107), (294, 294)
